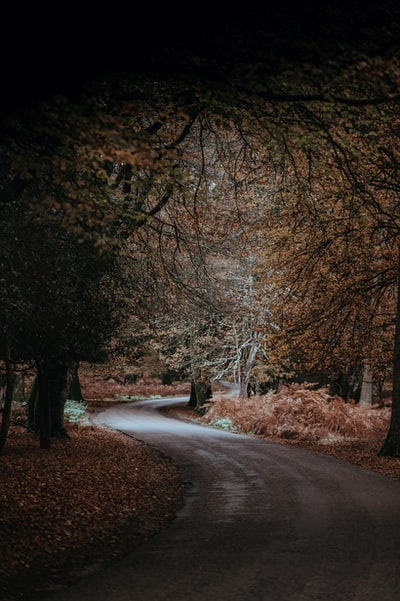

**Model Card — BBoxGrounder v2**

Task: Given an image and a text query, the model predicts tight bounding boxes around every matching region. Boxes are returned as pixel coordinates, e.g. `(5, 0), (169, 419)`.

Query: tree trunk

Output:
(27, 375), (39, 432)
(0, 343), (15, 454)
(28, 360), (81, 433)
(239, 332), (261, 398)
(188, 381), (197, 408)
(379, 247), (400, 456)
(36, 358), (51, 449)
(33, 357), (78, 447)
(188, 379), (212, 413)
(68, 369), (84, 402)
(359, 364), (373, 406)
(50, 359), (78, 436)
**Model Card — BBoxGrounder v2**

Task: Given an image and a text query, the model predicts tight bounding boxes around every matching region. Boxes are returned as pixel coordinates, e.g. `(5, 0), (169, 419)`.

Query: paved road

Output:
(44, 397), (400, 600)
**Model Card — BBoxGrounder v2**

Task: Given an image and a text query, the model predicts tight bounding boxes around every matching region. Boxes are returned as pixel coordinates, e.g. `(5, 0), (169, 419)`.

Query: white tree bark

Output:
(359, 364), (373, 406)
(239, 331), (262, 397)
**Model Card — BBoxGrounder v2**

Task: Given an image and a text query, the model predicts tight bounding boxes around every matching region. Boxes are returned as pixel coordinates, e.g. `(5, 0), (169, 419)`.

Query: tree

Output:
(0, 337), (15, 453)
(380, 246), (400, 455)
(2, 1), (400, 453)
(250, 97), (400, 455)
(0, 185), (125, 447)
(0, 78), (210, 446)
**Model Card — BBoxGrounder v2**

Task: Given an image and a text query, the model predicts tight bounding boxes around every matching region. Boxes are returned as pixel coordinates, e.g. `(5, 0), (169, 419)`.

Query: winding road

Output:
(45, 396), (400, 600)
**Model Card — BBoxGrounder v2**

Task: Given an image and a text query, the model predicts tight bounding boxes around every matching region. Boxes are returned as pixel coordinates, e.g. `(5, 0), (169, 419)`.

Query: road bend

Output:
(43, 396), (400, 601)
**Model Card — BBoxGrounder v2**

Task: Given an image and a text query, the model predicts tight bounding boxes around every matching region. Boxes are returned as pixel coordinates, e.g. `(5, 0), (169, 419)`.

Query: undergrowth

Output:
(79, 368), (191, 401)
(202, 383), (390, 442)
(64, 399), (91, 425)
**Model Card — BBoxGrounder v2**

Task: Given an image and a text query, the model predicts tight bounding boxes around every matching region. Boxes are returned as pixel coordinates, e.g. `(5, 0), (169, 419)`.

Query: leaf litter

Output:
(0, 422), (184, 601)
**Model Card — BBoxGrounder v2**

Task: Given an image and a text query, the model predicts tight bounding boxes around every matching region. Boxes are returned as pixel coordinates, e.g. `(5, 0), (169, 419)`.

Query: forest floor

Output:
(1, 371), (400, 601)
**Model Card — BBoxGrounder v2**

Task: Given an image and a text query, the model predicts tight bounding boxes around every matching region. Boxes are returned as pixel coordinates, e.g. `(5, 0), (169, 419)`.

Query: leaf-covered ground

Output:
(0, 423), (184, 601)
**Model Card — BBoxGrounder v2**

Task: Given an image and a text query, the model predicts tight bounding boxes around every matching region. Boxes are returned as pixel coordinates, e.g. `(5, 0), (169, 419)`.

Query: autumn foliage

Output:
(202, 383), (390, 443)
(78, 368), (191, 403)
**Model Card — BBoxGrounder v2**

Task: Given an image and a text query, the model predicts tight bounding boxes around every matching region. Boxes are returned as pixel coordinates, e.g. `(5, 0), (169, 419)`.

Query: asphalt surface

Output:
(42, 397), (400, 600)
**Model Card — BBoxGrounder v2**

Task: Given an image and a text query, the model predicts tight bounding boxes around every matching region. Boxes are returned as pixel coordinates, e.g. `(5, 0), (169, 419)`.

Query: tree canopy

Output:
(2, 2), (400, 452)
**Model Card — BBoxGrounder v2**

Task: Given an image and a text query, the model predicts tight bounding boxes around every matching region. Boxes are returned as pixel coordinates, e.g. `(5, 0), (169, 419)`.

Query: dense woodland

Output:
(2, 3), (400, 454)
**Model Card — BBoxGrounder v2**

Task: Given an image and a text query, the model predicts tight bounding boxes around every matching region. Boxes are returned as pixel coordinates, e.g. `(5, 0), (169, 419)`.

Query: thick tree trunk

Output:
(50, 359), (77, 436)
(188, 381), (197, 408)
(36, 358), (51, 449)
(28, 361), (81, 433)
(188, 379), (212, 413)
(33, 357), (78, 447)
(379, 247), (400, 456)
(0, 345), (15, 454)
(68, 370), (83, 402)
(27, 375), (39, 432)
